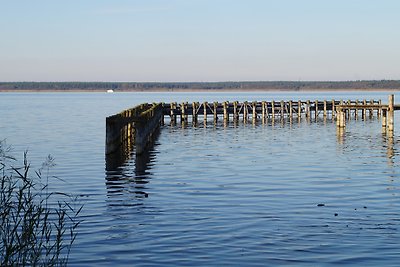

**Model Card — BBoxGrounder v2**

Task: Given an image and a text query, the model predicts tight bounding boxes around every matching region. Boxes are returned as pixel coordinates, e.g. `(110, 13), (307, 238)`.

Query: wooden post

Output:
(192, 102), (198, 125)
(233, 101), (238, 122)
(346, 100), (351, 119)
(262, 101), (266, 123)
(280, 100), (284, 118)
(306, 100), (310, 118)
(213, 102), (218, 123)
(354, 100), (358, 120)
(252, 101), (257, 123)
(323, 100), (327, 118)
(388, 94), (394, 132)
(382, 109), (387, 128)
(179, 103), (183, 122)
(371, 99), (375, 117)
(378, 100), (382, 117)
(203, 102), (208, 123)
(337, 108), (346, 128)
(181, 102), (186, 123)
(341, 110), (346, 128)
(289, 101), (293, 118)
(368, 99), (374, 119)
(185, 102), (189, 123)
(126, 110), (131, 140)
(338, 100), (343, 121)
(315, 100), (318, 120)
(298, 100), (301, 118)
(271, 101), (275, 118)
(171, 102), (177, 124)
(185, 102), (189, 122)
(223, 101), (229, 122)
(243, 101), (248, 123)
(362, 99), (367, 119)
(336, 108), (341, 127)
(332, 99), (336, 118)
(161, 103), (165, 125)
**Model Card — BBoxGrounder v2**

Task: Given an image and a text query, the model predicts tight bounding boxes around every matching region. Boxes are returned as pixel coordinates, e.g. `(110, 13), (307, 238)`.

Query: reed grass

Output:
(0, 141), (82, 266)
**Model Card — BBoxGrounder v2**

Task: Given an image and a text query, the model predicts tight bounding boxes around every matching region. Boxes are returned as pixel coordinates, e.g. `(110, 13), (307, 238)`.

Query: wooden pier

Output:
(106, 95), (397, 157)
(163, 99), (384, 124)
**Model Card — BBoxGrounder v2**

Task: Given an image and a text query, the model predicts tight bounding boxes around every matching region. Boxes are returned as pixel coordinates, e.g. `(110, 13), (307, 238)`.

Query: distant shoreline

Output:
(1, 80), (400, 92)
(0, 88), (399, 93)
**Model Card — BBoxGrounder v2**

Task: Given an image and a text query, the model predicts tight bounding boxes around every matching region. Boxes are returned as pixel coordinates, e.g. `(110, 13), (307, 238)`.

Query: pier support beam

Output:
(213, 102), (218, 122)
(382, 109), (387, 128)
(335, 106), (346, 129)
(252, 101), (257, 123)
(306, 100), (310, 118)
(337, 109), (346, 128)
(233, 101), (239, 122)
(203, 102), (208, 123)
(223, 101), (229, 122)
(297, 100), (301, 118)
(355, 100), (359, 120)
(192, 102), (198, 125)
(388, 94), (394, 132)
(170, 102), (177, 124)
(243, 101), (248, 123)
(332, 99), (336, 118)
(271, 101), (275, 118)
(262, 101), (266, 123)
(362, 99), (367, 119)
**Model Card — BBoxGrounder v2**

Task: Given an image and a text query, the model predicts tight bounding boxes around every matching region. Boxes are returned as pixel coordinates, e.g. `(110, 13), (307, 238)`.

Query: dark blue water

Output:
(1, 92), (399, 266)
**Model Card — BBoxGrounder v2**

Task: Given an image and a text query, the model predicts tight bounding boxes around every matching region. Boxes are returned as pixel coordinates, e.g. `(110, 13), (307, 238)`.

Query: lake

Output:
(1, 91), (399, 266)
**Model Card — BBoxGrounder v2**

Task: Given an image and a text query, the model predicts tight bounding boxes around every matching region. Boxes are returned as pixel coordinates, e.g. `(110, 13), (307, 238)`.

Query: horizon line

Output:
(1, 79), (399, 83)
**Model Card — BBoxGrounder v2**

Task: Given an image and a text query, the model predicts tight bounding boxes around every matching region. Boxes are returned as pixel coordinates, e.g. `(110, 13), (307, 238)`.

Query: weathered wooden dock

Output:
(105, 95), (397, 156)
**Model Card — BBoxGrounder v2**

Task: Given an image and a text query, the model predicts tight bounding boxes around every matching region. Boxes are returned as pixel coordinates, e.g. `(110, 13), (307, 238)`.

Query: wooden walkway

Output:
(105, 95), (396, 156)
(162, 99), (384, 124)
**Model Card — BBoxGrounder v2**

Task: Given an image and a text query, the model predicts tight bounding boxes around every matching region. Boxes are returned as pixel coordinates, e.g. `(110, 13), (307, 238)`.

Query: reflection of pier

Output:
(336, 124), (397, 167)
(105, 128), (159, 199)
(105, 95), (397, 170)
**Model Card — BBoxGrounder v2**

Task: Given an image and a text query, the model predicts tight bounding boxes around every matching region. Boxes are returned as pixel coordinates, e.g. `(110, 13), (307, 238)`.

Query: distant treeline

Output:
(1, 80), (400, 91)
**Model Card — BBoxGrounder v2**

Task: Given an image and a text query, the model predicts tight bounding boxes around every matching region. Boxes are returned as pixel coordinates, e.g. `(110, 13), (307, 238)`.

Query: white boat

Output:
(106, 89), (114, 93)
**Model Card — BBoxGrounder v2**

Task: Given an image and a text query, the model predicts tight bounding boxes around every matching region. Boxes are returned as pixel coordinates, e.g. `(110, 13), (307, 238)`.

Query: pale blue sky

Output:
(1, 0), (399, 82)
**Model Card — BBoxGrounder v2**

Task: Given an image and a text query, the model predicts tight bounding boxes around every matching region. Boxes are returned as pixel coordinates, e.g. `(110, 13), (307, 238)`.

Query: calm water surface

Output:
(1, 92), (399, 266)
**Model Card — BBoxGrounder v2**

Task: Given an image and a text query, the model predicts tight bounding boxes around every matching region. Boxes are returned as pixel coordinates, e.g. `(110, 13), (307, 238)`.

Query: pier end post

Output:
(388, 94), (394, 132)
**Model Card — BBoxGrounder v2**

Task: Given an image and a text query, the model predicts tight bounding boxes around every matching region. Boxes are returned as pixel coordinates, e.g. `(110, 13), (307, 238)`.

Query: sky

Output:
(0, 0), (399, 82)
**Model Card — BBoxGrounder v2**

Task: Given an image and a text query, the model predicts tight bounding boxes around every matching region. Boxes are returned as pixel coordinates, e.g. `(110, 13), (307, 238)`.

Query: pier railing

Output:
(106, 95), (396, 156)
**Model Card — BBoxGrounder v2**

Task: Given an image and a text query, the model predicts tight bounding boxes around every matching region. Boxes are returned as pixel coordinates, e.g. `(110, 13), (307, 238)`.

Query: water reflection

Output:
(105, 128), (160, 201)
(105, 133), (134, 172)
(383, 131), (396, 166)
(336, 127), (346, 144)
(335, 123), (397, 166)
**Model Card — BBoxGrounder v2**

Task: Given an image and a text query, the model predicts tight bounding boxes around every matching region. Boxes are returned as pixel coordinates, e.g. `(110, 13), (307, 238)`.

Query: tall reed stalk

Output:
(0, 141), (82, 266)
